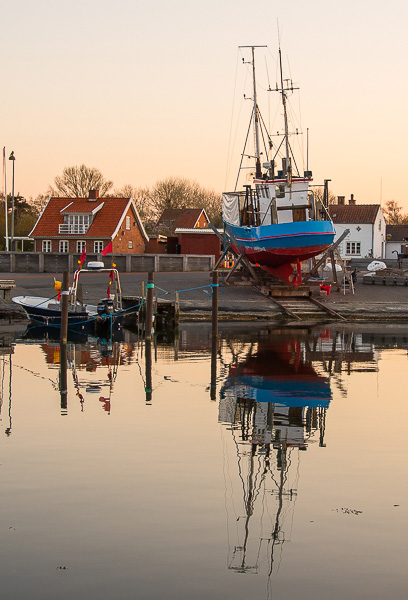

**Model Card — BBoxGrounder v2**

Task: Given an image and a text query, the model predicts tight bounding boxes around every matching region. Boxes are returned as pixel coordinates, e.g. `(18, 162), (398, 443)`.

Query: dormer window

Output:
(59, 214), (92, 234)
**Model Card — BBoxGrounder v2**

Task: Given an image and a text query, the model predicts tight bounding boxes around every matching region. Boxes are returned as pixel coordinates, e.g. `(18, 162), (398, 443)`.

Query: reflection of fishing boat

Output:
(222, 337), (332, 411)
(222, 45), (335, 286)
(218, 330), (331, 579)
(12, 265), (124, 330)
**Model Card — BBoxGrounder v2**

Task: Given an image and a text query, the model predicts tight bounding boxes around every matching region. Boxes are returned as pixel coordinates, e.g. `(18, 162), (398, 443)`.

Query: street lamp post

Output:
(9, 151), (15, 252)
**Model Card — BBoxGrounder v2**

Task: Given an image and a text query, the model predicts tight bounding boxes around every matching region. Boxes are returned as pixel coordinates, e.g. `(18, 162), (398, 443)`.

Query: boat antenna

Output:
(307, 127), (309, 173)
(278, 46), (291, 175)
(239, 45), (267, 179)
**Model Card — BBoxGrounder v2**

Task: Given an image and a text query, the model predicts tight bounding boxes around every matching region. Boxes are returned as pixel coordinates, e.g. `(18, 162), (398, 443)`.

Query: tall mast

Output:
(251, 47), (262, 179)
(278, 47), (290, 173)
(240, 45), (266, 180)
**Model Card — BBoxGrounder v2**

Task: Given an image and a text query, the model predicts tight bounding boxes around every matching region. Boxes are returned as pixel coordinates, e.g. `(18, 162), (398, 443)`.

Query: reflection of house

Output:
(30, 190), (149, 255)
(40, 342), (135, 368)
(328, 195), (386, 259)
(384, 225), (408, 259)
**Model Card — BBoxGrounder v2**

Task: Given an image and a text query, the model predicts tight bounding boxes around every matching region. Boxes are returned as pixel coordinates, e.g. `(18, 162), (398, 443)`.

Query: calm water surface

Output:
(0, 323), (407, 599)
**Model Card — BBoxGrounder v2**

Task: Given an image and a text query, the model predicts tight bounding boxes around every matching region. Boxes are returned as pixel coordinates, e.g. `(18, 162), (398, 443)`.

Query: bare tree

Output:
(49, 164), (113, 197)
(112, 184), (157, 223)
(312, 186), (337, 206)
(382, 199), (408, 225)
(150, 177), (222, 226)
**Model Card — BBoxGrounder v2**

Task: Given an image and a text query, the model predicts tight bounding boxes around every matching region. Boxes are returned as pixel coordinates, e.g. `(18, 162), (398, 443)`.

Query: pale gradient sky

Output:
(2, 0), (408, 208)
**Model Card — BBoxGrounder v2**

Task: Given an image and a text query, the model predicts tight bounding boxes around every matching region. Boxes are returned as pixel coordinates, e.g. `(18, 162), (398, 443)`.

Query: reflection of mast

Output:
(6, 353), (12, 436)
(145, 338), (152, 404)
(0, 351), (14, 436)
(59, 340), (68, 415)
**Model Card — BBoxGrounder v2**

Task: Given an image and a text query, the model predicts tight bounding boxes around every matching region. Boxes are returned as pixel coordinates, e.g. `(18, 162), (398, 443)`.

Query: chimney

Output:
(89, 189), (99, 201)
(349, 194), (356, 206)
(337, 196), (345, 205)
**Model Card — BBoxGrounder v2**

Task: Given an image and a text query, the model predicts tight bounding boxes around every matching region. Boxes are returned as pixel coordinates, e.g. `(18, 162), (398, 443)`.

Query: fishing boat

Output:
(222, 45), (335, 286)
(12, 264), (124, 331)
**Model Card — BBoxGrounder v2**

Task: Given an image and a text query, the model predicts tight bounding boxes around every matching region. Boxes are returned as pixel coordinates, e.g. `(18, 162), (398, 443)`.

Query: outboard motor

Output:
(97, 298), (114, 316)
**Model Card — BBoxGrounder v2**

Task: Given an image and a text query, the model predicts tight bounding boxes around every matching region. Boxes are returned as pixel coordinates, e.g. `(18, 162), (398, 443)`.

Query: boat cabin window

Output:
(256, 185), (269, 199)
(293, 208), (307, 222)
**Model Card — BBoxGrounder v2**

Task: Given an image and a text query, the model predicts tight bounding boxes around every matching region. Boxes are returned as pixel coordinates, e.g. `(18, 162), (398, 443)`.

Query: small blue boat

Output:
(12, 265), (123, 331)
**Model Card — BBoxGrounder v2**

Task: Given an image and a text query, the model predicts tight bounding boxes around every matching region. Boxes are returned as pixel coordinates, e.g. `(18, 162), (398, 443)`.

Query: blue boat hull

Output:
(226, 220), (335, 267)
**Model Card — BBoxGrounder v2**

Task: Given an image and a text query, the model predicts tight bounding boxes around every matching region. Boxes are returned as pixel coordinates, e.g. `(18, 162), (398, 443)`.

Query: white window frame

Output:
(76, 240), (87, 253)
(346, 241), (361, 256)
(42, 240), (52, 253)
(94, 241), (104, 254)
(126, 215), (131, 230)
(59, 240), (69, 253)
(128, 240), (133, 249)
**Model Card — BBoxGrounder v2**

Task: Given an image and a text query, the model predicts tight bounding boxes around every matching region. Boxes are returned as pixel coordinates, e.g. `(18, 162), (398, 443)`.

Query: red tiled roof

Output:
(385, 225), (408, 241)
(328, 204), (380, 224)
(156, 208), (206, 230)
(30, 196), (141, 239)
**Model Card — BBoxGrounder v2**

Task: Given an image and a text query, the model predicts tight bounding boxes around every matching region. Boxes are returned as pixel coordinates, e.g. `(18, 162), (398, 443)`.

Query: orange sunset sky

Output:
(2, 0), (408, 208)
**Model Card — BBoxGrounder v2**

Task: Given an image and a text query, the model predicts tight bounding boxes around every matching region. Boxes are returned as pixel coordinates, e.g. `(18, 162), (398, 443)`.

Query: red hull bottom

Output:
(261, 260), (302, 287)
(241, 245), (331, 287)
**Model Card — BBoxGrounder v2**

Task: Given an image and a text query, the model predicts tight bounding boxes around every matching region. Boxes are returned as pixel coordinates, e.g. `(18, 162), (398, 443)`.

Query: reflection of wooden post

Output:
(59, 342), (68, 415)
(174, 291), (180, 361)
(59, 271), (69, 414)
(145, 272), (154, 340)
(145, 338), (152, 403)
(210, 271), (219, 400)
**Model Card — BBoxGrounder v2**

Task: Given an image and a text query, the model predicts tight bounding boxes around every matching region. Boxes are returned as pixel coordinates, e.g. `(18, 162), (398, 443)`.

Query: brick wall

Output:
(113, 207), (145, 254)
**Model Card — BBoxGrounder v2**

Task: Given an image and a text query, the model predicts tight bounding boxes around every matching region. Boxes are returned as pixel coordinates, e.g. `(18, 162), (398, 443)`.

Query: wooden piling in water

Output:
(212, 271), (219, 337)
(210, 271), (219, 401)
(60, 271), (69, 346)
(145, 272), (154, 340)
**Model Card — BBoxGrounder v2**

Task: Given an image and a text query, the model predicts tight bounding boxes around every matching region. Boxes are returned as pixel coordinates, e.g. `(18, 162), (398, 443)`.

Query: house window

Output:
(379, 220), (382, 231)
(94, 241), (104, 254)
(42, 240), (52, 253)
(59, 240), (69, 253)
(126, 216), (131, 230)
(128, 240), (133, 249)
(346, 242), (361, 255)
(76, 240), (86, 253)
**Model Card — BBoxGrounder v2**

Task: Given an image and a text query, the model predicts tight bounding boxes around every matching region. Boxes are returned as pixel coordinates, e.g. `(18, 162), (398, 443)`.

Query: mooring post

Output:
(212, 271), (219, 337)
(145, 272), (154, 340)
(60, 271), (69, 345)
(210, 271), (219, 400)
(174, 291), (180, 334)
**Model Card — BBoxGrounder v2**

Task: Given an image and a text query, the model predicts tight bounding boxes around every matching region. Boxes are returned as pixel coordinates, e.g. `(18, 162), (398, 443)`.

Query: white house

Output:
(384, 225), (408, 259)
(328, 195), (386, 259)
